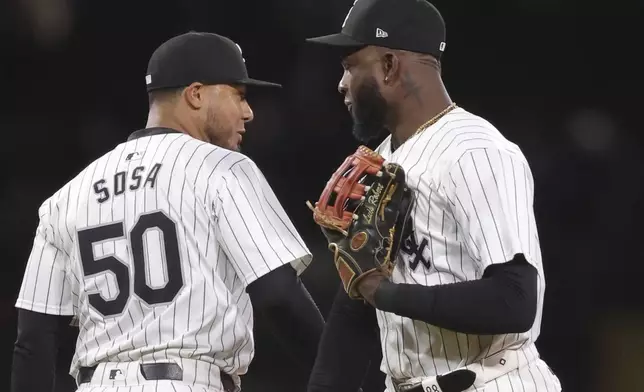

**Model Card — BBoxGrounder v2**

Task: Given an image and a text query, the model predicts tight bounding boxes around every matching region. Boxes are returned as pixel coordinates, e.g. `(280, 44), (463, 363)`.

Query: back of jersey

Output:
(16, 129), (312, 379)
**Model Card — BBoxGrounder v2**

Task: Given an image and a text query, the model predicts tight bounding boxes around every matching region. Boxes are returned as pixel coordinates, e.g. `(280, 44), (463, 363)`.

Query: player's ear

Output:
(381, 51), (401, 86)
(183, 82), (205, 110)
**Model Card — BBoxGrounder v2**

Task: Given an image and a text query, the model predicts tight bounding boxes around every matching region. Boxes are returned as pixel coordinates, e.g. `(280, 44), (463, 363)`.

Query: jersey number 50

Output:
(77, 211), (184, 318)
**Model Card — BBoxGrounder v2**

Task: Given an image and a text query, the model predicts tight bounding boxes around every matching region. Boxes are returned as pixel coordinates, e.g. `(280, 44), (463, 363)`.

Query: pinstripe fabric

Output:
(77, 383), (222, 392)
(15, 131), (312, 389)
(373, 108), (561, 392)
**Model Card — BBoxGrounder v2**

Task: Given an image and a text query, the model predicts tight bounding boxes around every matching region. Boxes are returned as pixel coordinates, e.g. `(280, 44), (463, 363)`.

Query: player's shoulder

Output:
(199, 144), (260, 178)
(43, 148), (100, 198)
(440, 107), (512, 144)
(34, 145), (113, 227)
(434, 107), (526, 169)
(146, 134), (261, 181)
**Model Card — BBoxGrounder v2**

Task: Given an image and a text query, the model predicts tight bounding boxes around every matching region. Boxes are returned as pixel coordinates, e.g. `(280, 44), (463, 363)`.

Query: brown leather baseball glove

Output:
(306, 146), (413, 300)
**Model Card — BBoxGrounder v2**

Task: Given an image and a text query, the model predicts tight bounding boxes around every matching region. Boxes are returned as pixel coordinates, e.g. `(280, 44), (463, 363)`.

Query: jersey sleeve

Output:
(442, 147), (539, 272)
(213, 159), (312, 287)
(15, 200), (75, 316)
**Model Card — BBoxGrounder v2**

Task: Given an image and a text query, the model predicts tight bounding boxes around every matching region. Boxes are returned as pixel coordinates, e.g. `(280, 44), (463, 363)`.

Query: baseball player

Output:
(305, 0), (562, 391)
(11, 32), (324, 392)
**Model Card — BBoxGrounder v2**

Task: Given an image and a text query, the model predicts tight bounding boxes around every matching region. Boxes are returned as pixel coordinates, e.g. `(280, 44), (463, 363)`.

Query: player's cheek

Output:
(347, 77), (360, 100)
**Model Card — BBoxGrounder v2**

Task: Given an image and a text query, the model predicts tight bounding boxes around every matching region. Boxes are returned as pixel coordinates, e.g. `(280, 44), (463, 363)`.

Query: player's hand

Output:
(356, 271), (389, 307)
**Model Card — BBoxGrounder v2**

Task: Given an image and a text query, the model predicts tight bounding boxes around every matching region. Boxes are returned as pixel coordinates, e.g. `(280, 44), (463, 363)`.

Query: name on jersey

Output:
(93, 163), (162, 203)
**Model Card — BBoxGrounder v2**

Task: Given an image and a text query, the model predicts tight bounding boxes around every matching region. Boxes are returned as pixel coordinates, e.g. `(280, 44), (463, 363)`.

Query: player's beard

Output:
(350, 76), (389, 143)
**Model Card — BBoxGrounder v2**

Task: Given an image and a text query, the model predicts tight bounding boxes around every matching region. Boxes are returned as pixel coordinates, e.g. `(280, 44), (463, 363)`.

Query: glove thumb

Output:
(319, 226), (344, 245)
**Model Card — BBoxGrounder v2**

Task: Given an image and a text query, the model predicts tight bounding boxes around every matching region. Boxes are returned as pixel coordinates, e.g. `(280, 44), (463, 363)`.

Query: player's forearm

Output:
(260, 282), (325, 370)
(11, 309), (71, 392)
(308, 285), (380, 392)
(374, 254), (538, 335)
(248, 265), (325, 370)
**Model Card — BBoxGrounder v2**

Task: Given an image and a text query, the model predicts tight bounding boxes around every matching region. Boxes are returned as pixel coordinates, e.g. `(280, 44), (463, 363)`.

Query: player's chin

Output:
(233, 134), (243, 152)
(222, 138), (242, 152)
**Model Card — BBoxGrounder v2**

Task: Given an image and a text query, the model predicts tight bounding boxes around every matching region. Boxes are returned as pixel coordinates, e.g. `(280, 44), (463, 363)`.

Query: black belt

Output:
(78, 363), (236, 392)
(395, 384), (423, 392)
(394, 369), (477, 392)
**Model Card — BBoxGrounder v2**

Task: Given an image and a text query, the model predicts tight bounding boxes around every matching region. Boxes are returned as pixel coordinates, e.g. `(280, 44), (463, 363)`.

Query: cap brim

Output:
(305, 32), (365, 48)
(240, 78), (282, 88)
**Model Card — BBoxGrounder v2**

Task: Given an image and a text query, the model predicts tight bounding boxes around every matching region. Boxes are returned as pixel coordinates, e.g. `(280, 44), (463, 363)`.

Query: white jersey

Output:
(15, 129), (312, 389)
(374, 108), (561, 392)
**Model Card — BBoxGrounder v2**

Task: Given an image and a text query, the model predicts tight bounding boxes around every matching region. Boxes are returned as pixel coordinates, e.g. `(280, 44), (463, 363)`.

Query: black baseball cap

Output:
(306, 0), (446, 59)
(145, 31), (281, 92)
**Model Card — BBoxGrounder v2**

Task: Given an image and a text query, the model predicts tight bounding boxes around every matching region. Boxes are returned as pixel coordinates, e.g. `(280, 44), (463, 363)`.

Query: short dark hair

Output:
(147, 87), (183, 107)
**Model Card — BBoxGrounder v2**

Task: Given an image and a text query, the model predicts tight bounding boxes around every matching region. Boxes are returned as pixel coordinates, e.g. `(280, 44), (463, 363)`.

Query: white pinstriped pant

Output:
(77, 382), (225, 392)
(74, 359), (234, 392)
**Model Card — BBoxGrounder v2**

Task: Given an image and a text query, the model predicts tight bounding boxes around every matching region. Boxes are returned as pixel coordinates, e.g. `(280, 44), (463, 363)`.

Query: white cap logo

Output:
(145, 74), (152, 85)
(439, 42), (446, 51)
(375, 28), (388, 38)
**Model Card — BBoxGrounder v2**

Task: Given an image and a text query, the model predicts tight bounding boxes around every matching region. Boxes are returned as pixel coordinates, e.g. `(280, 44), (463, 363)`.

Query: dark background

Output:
(1, 0), (643, 391)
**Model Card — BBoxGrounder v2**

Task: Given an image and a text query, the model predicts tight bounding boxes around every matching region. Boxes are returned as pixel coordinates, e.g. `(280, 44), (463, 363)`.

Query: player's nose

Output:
(338, 70), (350, 95)
(242, 101), (254, 123)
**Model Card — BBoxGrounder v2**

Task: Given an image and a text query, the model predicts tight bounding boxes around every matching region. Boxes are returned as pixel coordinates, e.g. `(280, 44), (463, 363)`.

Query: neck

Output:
(145, 105), (206, 141)
(390, 78), (452, 149)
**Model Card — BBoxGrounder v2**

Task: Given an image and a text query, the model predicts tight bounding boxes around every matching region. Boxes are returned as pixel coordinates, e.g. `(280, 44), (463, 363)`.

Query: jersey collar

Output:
(127, 127), (182, 141)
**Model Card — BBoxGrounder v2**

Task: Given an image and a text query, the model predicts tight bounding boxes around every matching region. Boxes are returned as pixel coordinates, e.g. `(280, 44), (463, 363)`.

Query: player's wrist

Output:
(373, 279), (397, 311)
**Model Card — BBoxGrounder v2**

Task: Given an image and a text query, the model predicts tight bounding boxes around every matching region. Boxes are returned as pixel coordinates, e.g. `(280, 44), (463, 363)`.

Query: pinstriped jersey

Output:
(15, 129), (312, 382)
(374, 108), (561, 391)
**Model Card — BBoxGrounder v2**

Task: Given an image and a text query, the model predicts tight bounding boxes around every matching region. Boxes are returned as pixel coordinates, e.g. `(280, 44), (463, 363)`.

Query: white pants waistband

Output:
(395, 347), (538, 391)
(75, 359), (237, 390)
